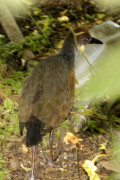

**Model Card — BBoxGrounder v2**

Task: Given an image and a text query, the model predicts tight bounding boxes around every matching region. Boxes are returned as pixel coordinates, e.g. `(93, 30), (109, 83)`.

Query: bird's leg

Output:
(30, 145), (35, 180)
(48, 129), (55, 166)
(44, 130), (71, 168)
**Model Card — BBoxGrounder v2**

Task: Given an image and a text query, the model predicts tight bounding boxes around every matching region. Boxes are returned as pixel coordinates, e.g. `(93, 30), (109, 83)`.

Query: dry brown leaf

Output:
(6, 135), (22, 142)
(99, 160), (120, 172)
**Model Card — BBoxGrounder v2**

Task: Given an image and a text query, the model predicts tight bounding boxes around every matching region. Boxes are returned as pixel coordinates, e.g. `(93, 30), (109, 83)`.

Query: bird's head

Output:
(74, 27), (103, 46)
(60, 27), (103, 62)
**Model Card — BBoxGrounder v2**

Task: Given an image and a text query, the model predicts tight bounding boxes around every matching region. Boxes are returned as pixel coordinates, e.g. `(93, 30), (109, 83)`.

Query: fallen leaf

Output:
(58, 16), (69, 22)
(22, 144), (28, 153)
(6, 135), (22, 142)
(20, 163), (31, 172)
(63, 132), (82, 145)
(99, 160), (120, 172)
(60, 9), (68, 16)
(10, 159), (18, 170)
(82, 160), (100, 180)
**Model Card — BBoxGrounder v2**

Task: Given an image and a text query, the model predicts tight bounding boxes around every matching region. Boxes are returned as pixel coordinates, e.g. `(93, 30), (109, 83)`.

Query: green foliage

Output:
(4, 97), (13, 109)
(105, 173), (120, 180)
(0, 70), (26, 178)
(0, 71), (26, 142)
(0, 154), (9, 180)
(33, 7), (42, 15)
(85, 45), (120, 101)
(85, 13), (95, 19)
(75, 84), (87, 102)
(74, 88), (120, 135)
(0, 98), (19, 139)
(97, 13), (105, 19)
(87, 120), (106, 137)
(0, 15), (54, 63)
(105, 129), (120, 180)
(55, 129), (61, 140)
(61, 120), (71, 129)
(42, 133), (49, 148)
(99, 141), (107, 151)
(75, 44), (120, 135)
(1, 71), (27, 95)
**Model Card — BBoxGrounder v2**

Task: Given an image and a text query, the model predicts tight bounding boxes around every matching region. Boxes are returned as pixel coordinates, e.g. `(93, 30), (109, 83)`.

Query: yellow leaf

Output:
(64, 169), (68, 172)
(20, 163), (31, 172)
(82, 160), (100, 180)
(58, 16), (69, 22)
(22, 144), (28, 153)
(99, 141), (107, 151)
(63, 132), (82, 144)
(60, 9), (68, 16)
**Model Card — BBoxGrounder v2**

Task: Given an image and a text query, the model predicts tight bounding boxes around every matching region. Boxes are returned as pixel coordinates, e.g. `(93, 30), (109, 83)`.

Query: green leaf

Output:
(97, 127), (106, 133)
(4, 98), (13, 109)
(85, 13), (95, 19)
(55, 129), (61, 140)
(61, 120), (71, 129)
(97, 13), (105, 19)
(33, 8), (42, 15)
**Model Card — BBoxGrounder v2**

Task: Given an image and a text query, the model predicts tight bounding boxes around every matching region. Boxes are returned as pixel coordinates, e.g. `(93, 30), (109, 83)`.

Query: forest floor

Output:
(4, 128), (116, 180)
(0, 0), (120, 180)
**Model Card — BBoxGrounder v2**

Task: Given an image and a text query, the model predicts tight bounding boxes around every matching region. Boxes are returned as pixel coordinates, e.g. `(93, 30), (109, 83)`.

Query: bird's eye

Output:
(85, 37), (89, 41)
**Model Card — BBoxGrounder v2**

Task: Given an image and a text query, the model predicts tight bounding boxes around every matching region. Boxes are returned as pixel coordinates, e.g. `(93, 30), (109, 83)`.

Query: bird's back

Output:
(19, 54), (75, 139)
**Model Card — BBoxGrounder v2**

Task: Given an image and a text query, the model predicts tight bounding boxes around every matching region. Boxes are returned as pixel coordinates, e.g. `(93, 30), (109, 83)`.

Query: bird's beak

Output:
(90, 37), (103, 44)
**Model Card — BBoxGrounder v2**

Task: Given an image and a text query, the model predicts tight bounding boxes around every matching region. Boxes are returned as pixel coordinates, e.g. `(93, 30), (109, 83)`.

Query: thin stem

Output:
(67, 26), (96, 75)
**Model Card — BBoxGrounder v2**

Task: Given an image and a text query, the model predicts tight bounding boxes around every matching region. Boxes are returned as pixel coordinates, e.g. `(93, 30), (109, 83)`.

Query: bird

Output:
(19, 27), (103, 179)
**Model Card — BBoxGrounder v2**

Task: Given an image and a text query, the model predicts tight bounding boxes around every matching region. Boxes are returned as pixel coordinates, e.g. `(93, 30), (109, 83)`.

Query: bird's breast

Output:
(70, 69), (75, 94)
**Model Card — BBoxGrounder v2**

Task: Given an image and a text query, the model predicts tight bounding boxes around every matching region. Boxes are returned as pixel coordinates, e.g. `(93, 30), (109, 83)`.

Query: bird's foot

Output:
(46, 159), (56, 167)
(42, 152), (73, 168)
(45, 160), (73, 168)
(29, 171), (35, 180)
(29, 174), (35, 180)
(42, 148), (72, 168)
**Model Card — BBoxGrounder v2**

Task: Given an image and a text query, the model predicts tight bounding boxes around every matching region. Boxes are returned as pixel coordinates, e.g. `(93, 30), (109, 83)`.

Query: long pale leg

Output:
(48, 129), (55, 166)
(30, 146), (35, 180)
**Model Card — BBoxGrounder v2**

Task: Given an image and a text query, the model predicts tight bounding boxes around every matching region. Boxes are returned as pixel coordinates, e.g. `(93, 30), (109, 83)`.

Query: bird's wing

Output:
(19, 55), (74, 130)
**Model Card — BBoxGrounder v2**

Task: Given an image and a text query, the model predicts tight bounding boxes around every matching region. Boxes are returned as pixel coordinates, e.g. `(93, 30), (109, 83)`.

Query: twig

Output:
(76, 144), (80, 179)
(68, 118), (84, 178)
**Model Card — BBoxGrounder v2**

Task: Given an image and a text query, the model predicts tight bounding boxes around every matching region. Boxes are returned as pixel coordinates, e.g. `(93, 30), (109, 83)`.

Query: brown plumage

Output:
(19, 28), (103, 179)
(19, 50), (75, 145)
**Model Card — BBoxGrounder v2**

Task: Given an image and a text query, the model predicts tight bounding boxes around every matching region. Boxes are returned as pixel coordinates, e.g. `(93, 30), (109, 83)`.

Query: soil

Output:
(4, 130), (113, 180)
(0, 0), (120, 179)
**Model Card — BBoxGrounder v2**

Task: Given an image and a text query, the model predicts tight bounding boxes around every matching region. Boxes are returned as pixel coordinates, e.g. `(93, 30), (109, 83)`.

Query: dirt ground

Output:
(1, 1), (120, 180)
(4, 129), (115, 180)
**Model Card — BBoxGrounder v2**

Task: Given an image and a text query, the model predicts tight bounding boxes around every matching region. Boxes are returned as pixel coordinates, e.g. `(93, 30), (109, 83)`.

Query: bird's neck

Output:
(60, 34), (78, 65)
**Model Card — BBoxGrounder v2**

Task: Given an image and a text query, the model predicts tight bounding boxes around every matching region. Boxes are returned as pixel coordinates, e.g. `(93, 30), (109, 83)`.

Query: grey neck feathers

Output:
(60, 33), (78, 65)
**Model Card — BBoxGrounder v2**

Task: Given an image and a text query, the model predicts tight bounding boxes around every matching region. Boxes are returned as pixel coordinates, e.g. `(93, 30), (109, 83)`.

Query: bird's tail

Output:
(26, 116), (43, 146)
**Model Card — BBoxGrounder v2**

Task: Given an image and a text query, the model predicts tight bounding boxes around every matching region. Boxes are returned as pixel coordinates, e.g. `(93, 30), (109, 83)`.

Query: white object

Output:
(75, 20), (120, 86)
